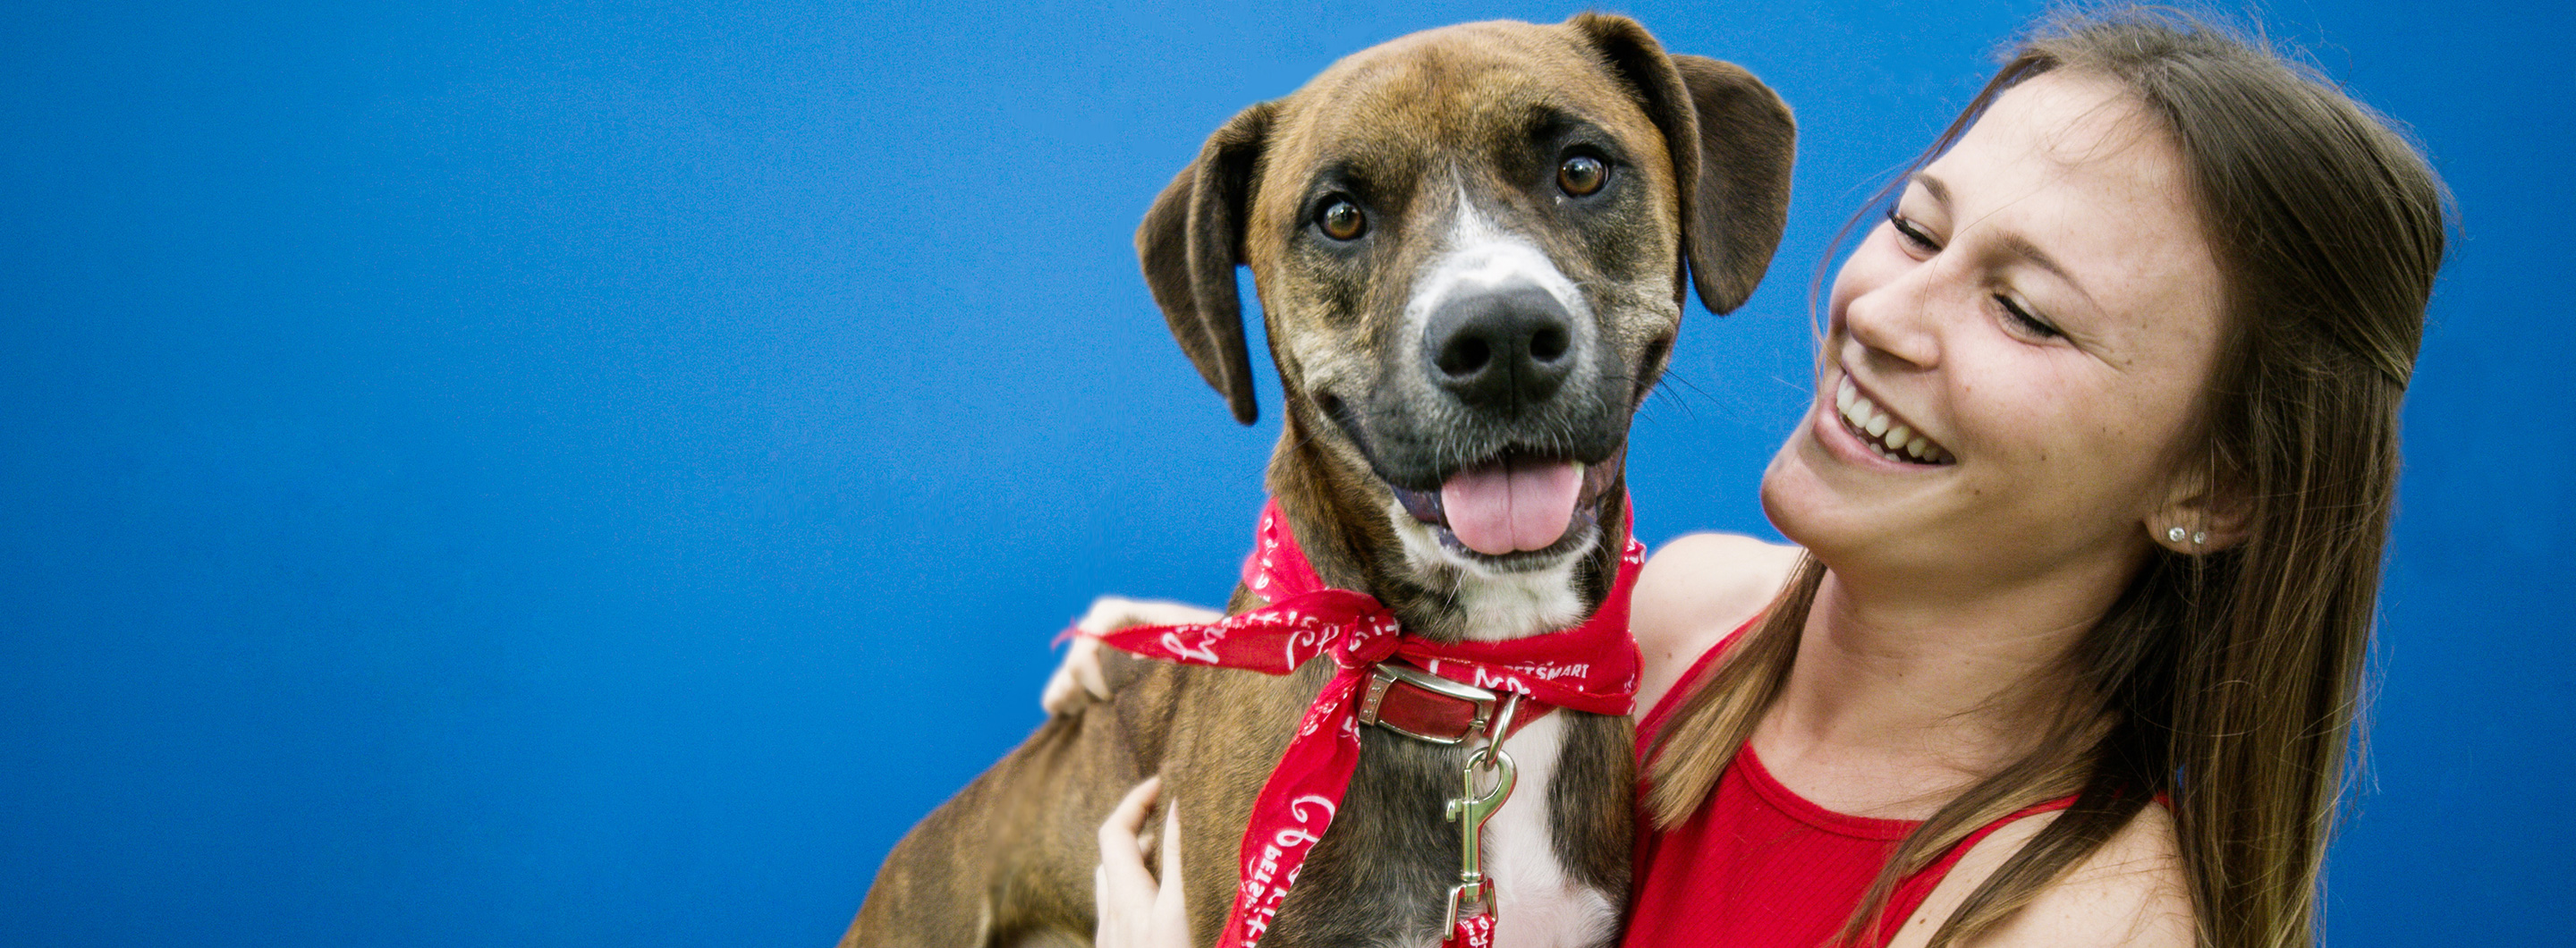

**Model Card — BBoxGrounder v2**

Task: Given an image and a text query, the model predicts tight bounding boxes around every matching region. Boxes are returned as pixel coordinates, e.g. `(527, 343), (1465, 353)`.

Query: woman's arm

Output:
(1050, 532), (1802, 718)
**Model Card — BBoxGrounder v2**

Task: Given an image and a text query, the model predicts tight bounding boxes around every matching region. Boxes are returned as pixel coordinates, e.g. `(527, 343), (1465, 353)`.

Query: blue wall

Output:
(2, 1), (2563, 944)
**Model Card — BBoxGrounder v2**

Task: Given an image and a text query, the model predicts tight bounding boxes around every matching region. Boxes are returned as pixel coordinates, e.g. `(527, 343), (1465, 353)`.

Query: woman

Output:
(1064, 11), (2447, 946)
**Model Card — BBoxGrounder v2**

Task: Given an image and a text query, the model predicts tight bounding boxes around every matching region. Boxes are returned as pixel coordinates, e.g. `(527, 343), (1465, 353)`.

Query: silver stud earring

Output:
(2191, 531), (2207, 546)
(2166, 526), (2187, 543)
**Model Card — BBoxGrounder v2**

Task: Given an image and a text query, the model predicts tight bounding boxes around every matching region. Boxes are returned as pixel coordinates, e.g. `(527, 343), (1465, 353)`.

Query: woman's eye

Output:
(1318, 199), (1366, 241)
(1887, 208), (1939, 252)
(1996, 294), (2062, 339)
(1558, 154), (1606, 197)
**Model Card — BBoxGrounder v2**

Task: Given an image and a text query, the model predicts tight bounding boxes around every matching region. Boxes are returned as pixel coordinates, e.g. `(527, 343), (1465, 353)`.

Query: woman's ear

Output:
(2146, 463), (2251, 554)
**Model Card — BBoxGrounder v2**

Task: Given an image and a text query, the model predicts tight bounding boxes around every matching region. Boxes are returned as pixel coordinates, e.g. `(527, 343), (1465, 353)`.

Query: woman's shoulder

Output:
(1630, 531), (1803, 717)
(1889, 803), (2193, 948)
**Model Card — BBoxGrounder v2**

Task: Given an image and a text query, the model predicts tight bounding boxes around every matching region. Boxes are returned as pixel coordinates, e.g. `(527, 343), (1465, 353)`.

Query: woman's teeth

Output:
(1835, 377), (1953, 464)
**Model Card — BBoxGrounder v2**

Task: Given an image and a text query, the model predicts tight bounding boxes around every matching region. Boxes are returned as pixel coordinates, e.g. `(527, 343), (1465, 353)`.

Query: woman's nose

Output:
(1841, 257), (1945, 369)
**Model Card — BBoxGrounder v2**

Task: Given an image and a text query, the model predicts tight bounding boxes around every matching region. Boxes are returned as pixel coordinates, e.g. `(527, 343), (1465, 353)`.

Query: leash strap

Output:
(1088, 498), (1644, 948)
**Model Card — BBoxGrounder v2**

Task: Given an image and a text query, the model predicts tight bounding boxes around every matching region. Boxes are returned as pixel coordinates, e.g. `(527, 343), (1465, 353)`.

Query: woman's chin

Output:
(1758, 429), (1838, 554)
(1762, 419), (1919, 567)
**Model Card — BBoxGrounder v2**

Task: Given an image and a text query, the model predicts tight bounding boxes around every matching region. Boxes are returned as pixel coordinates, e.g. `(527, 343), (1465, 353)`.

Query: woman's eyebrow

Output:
(1915, 170), (2099, 309)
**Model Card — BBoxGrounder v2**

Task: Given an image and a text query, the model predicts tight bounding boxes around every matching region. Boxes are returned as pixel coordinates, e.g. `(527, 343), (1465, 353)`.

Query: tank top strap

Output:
(1637, 614), (1760, 746)
(1878, 796), (2083, 938)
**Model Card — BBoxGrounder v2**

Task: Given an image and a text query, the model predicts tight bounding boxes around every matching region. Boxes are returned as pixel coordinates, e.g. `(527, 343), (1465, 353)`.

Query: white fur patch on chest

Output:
(1462, 712), (1619, 948)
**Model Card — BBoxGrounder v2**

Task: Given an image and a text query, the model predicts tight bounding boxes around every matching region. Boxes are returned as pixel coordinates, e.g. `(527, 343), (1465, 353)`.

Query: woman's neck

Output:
(1752, 561), (2125, 819)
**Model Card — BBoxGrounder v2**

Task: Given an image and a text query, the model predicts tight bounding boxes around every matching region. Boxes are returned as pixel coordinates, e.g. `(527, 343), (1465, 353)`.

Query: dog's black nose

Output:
(1423, 284), (1576, 410)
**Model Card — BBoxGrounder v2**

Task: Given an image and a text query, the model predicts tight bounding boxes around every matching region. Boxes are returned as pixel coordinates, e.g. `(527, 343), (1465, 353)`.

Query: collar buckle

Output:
(1356, 661), (1497, 745)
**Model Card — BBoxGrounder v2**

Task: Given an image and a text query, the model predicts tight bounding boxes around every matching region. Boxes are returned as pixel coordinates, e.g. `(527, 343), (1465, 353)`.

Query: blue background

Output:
(2, 1), (2564, 944)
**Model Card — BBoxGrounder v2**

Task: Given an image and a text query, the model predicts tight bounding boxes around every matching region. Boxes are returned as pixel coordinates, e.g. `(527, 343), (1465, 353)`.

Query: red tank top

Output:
(1622, 624), (2076, 948)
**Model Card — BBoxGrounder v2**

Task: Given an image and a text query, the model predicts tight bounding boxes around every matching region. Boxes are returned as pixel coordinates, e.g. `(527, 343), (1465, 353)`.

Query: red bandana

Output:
(1089, 498), (1645, 948)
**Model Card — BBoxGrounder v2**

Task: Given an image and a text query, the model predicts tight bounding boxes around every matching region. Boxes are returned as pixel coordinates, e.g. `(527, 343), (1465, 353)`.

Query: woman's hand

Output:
(1043, 597), (1224, 715)
(1097, 775), (1191, 948)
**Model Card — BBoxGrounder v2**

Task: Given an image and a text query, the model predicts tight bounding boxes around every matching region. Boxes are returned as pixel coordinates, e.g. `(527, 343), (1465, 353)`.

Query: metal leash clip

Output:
(1442, 694), (1521, 935)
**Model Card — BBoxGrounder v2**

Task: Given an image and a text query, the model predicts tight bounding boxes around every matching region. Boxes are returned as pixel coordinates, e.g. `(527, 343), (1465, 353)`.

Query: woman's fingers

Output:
(1097, 776), (1162, 894)
(1047, 597), (1224, 715)
(1152, 796), (1188, 938)
(1041, 637), (1105, 715)
(1097, 776), (1189, 948)
(1072, 636), (1111, 707)
(1075, 597), (1226, 637)
(1158, 799), (1183, 879)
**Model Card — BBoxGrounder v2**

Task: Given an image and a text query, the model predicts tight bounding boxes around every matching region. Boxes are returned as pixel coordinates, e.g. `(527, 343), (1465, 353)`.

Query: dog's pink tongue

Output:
(1440, 458), (1582, 556)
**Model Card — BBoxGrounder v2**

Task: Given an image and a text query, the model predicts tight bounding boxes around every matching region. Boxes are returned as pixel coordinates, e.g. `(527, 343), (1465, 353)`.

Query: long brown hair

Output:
(1641, 9), (2448, 947)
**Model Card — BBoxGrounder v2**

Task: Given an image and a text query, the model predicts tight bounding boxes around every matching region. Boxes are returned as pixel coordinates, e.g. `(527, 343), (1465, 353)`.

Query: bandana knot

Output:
(1330, 612), (1401, 668)
(1084, 497), (1644, 948)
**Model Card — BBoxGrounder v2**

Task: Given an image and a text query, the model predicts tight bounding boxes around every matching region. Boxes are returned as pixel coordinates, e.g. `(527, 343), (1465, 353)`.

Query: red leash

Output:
(1086, 499), (1643, 948)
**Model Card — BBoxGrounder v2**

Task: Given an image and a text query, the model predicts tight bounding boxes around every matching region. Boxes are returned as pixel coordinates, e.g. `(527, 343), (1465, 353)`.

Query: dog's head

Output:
(1139, 15), (1793, 639)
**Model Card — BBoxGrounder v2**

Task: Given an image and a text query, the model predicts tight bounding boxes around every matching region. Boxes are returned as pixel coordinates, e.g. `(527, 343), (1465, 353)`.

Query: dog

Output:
(842, 14), (1792, 948)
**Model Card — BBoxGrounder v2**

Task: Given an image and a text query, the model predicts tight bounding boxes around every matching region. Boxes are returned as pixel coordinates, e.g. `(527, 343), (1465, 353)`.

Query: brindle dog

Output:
(843, 14), (1792, 948)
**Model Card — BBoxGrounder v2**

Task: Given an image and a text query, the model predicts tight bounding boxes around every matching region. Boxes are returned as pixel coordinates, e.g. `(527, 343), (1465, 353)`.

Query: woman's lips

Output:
(1834, 374), (1953, 465)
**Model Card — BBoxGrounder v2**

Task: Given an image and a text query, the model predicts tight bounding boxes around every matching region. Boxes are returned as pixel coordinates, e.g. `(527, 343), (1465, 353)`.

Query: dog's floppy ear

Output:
(1137, 102), (1278, 425)
(1570, 13), (1796, 315)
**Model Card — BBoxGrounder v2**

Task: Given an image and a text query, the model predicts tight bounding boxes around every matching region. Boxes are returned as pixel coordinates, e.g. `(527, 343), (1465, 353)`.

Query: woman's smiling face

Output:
(1762, 71), (2228, 595)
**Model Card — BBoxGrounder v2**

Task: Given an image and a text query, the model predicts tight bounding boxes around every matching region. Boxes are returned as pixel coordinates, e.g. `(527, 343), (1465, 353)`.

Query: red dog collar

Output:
(1358, 660), (1551, 744)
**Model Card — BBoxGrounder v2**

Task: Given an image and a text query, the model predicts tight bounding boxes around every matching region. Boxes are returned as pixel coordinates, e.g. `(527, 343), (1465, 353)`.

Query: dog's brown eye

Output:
(1318, 199), (1366, 241)
(1558, 155), (1606, 197)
